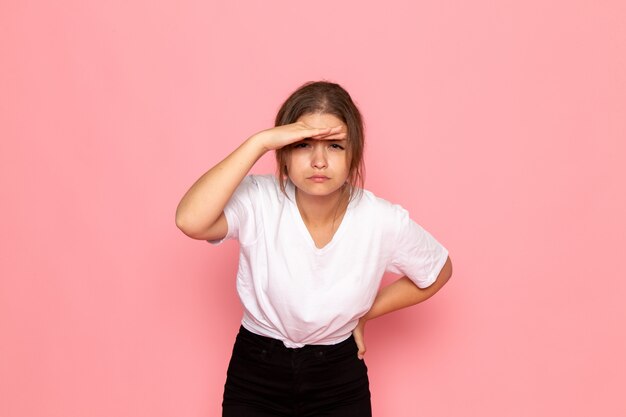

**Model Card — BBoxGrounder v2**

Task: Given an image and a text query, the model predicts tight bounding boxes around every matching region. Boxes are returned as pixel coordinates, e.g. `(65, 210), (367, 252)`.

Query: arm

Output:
(353, 256), (453, 359)
(175, 123), (345, 240)
(175, 135), (266, 240)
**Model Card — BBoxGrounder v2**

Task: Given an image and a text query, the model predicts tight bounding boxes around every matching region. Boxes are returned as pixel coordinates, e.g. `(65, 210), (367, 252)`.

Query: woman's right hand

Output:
(176, 121), (345, 240)
(252, 122), (346, 152)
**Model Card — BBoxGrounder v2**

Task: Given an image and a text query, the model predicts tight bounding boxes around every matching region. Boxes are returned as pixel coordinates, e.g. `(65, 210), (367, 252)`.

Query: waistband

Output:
(237, 325), (355, 351)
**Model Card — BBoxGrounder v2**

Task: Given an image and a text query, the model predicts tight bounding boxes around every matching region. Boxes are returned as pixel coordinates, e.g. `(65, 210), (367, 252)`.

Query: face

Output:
(286, 113), (350, 201)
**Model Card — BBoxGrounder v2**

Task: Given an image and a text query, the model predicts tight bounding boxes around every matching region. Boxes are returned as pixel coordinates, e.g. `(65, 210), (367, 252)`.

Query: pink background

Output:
(2, 1), (625, 416)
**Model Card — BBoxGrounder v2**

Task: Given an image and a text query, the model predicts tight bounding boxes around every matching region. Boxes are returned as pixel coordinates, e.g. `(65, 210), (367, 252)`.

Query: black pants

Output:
(222, 326), (372, 417)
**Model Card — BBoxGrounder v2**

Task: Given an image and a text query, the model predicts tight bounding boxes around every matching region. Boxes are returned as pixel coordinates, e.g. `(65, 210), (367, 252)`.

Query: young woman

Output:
(176, 81), (452, 416)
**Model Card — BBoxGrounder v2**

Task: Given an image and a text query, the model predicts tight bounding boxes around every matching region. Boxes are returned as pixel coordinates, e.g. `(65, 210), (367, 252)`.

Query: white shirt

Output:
(212, 174), (448, 348)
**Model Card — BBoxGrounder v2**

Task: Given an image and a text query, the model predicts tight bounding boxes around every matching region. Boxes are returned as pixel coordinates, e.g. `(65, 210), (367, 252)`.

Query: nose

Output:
(311, 142), (327, 169)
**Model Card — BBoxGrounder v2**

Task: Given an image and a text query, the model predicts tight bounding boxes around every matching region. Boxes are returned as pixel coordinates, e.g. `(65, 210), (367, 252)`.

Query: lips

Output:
(308, 175), (330, 182)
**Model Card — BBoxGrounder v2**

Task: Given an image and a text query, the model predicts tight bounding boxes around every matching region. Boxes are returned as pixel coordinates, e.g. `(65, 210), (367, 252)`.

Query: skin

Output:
(175, 115), (346, 241)
(352, 258), (452, 359)
(175, 112), (452, 359)
(286, 113), (351, 248)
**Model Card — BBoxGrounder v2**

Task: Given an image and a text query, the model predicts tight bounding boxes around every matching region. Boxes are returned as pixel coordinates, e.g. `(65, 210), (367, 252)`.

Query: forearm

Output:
(175, 121), (344, 239)
(363, 257), (452, 322)
(175, 134), (267, 237)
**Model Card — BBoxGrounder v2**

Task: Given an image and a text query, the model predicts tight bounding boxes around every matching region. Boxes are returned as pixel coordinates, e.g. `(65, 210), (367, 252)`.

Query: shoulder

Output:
(238, 174), (287, 206)
(350, 188), (411, 235)
(353, 188), (408, 219)
(244, 173), (275, 187)
(240, 174), (281, 194)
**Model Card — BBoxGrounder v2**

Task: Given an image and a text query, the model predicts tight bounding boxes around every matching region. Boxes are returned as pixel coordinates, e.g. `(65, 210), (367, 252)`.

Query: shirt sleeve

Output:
(386, 206), (449, 288)
(208, 175), (258, 245)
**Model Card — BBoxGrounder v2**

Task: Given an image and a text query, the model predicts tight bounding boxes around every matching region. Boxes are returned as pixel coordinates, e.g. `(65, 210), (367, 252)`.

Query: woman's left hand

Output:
(353, 318), (367, 360)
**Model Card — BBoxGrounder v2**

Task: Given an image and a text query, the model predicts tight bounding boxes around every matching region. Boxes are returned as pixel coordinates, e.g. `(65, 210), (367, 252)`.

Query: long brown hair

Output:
(274, 81), (365, 201)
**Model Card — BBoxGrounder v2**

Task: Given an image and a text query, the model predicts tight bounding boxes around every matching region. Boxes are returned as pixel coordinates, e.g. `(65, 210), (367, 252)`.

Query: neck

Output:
(295, 186), (349, 226)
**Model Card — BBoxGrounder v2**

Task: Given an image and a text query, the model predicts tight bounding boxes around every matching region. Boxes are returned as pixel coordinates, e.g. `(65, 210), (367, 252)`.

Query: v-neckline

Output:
(286, 180), (353, 253)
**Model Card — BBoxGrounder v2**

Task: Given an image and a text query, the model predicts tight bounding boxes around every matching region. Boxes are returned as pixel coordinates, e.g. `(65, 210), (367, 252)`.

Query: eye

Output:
(292, 142), (310, 149)
(329, 143), (345, 150)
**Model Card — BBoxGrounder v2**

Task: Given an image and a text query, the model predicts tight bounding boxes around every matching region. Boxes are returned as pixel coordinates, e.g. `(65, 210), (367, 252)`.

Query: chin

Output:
(299, 184), (344, 198)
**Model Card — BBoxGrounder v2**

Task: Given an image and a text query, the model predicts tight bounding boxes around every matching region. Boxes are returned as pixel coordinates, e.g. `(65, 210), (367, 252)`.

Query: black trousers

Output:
(222, 326), (372, 417)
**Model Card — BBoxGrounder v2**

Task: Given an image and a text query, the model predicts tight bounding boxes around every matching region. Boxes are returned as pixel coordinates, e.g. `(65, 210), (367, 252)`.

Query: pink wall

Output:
(2, 1), (625, 416)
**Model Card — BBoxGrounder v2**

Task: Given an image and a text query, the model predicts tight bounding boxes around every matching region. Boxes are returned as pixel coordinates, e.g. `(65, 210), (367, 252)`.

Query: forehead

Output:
(296, 113), (346, 129)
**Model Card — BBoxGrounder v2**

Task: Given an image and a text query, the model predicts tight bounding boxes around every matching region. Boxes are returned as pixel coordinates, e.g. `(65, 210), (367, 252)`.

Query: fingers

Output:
(309, 126), (347, 140)
(352, 325), (367, 360)
(266, 123), (347, 150)
(355, 336), (366, 360)
(320, 132), (347, 140)
(357, 342), (366, 360)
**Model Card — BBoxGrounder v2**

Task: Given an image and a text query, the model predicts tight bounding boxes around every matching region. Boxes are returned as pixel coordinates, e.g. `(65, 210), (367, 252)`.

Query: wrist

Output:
(245, 132), (272, 156)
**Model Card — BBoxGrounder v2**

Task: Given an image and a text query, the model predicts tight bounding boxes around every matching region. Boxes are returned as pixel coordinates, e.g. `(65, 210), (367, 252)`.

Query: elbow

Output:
(175, 209), (222, 241)
(175, 210), (199, 238)
(175, 213), (191, 236)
